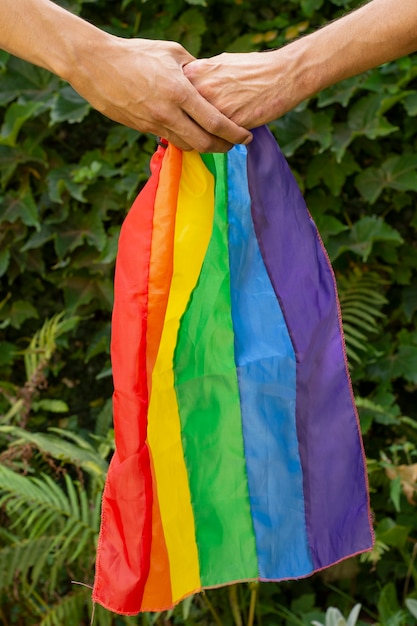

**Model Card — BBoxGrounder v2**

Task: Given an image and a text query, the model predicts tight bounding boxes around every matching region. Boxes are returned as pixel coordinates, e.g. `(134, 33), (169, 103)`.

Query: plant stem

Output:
(229, 584), (243, 626)
(202, 592), (223, 626)
(247, 583), (258, 626)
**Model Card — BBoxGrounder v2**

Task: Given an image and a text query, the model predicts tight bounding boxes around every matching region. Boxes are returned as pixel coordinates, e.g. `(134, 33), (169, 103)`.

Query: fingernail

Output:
(243, 133), (253, 145)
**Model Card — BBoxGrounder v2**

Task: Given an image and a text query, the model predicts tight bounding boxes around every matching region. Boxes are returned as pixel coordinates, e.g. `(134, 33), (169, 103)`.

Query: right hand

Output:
(69, 37), (253, 152)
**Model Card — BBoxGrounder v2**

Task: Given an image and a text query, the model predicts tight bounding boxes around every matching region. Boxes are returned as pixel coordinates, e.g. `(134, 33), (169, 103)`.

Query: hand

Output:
(184, 51), (296, 129)
(69, 37), (253, 152)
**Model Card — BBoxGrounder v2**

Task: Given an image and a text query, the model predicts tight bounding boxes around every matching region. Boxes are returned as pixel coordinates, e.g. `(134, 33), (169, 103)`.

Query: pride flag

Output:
(93, 126), (373, 615)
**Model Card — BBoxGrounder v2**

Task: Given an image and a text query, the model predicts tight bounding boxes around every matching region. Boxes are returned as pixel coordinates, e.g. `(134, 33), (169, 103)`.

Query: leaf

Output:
(54, 207), (107, 257)
(2, 186), (41, 230)
(405, 598), (417, 619)
(403, 92), (417, 116)
(355, 154), (417, 203)
(0, 247), (10, 277)
(385, 463), (417, 506)
(377, 582), (402, 625)
(402, 284), (417, 322)
(226, 34), (263, 53)
(50, 86), (91, 125)
(346, 604), (361, 626)
(331, 94), (398, 159)
(306, 152), (359, 195)
(369, 345), (417, 384)
(317, 76), (364, 108)
(47, 166), (88, 203)
(0, 427), (107, 478)
(285, 21), (309, 41)
(8, 300), (39, 329)
(272, 109), (333, 156)
(33, 399), (69, 414)
(0, 341), (15, 366)
(329, 216), (402, 262)
(0, 101), (44, 147)
(0, 56), (58, 106)
(63, 276), (113, 313)
(300, 0), (324, 17)
(166, 9), (206, 56)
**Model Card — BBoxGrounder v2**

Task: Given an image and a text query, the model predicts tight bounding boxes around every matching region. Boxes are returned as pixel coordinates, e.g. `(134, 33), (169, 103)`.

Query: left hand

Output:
(184, 51), (296, 129)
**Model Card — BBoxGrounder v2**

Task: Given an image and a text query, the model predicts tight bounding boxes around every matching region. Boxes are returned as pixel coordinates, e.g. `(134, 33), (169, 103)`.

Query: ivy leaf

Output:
(0, 140), (47, 189)
(272, 109), (333, 156)
(8, 300), (39, 329)
(317, 76), (364, 108)
(306, 151), (359, 195)
(63, 276), (113, 313)
(332, 94), (398, 160)
(54, 207), (107, 258)
(355, 154), (417, 203)
(369, 345), (417, 384)
(402, 285), (417, 322)
(403, 92), (417, 116)
(0, 102), (44, 147)
(300, 0), (324, 17)
(313, 215), (348, 244)
(0, 341), (15, 366)
(226, 34), (262, 53)
(166, 9), (206, 56)
(376, 519), (410, 549)
(328, 215), (403, 262)
(0, 57), (58, 106)
(0, 247), (10, 277)
(47, 167), (88, 203)
(21, 226), (55, 252)
(50, 86), (91, 125)
(1, 187), (41, 230)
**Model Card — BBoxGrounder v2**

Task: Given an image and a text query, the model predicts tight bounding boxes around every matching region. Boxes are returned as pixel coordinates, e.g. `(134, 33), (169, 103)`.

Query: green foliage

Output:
(1, 0), (417, 624)
(311, 603), (362, 626)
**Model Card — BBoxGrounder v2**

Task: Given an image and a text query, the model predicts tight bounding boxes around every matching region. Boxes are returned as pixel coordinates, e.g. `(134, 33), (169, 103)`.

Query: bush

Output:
(1, 0), (417, 624)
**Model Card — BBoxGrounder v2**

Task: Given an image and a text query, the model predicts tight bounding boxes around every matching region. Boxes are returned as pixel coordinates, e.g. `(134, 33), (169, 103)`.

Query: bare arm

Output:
(185, 0), (417, 129)
(0, 0), (252, 151)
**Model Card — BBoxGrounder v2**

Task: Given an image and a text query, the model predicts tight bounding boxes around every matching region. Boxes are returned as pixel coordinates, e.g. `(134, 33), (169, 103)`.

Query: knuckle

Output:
(203, 115), (223, 135)
(151, 106), (168, 125)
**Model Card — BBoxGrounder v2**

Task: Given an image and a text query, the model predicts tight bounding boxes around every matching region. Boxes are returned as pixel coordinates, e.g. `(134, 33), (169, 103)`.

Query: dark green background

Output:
(1, 0), (417, 624)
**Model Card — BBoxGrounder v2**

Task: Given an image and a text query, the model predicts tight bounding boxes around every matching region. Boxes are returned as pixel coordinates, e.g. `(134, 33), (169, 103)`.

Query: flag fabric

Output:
(92, 125), (374, 615)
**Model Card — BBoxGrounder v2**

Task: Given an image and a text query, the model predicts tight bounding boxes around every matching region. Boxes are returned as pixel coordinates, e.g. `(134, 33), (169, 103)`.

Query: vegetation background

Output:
(1, 0), (417, 624)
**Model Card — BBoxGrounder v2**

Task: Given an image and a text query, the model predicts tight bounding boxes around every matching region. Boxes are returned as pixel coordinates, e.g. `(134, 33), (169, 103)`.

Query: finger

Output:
(181, 81), (253, 148)
(160, 130), (193, 151)
(162, 112), (234, 153)
(164, 110), (246, 152)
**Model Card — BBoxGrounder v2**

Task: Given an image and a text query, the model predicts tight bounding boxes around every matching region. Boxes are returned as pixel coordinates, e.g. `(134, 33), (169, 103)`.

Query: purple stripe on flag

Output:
(247, 125), (373, 569)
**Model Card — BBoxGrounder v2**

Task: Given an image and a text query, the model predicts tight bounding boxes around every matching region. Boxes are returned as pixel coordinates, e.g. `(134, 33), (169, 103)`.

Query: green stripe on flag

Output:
(174, 153), (258, 586)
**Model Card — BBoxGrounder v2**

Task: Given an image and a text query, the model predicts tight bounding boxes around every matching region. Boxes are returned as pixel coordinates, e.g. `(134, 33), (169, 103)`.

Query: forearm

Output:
(0, 0), (252, 151)
(279, 0), (417, 106)
(0, 0), (106, 83)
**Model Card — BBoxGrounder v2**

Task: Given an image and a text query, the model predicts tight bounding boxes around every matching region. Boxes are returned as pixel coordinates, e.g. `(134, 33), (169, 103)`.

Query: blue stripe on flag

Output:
(227, 144), (313, 578)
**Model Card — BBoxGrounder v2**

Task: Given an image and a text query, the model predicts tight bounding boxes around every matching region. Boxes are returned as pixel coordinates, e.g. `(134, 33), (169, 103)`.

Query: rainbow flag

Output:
(93, 126), (373, 615)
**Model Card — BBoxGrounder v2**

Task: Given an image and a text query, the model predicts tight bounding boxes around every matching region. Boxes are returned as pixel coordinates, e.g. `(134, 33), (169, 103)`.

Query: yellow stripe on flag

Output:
(147, 151), (215, 602)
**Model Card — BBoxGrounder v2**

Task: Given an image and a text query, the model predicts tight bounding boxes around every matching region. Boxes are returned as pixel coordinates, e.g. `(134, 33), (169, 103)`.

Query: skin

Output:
(0, 0), (252, 152)
(185, 0), (417, 129)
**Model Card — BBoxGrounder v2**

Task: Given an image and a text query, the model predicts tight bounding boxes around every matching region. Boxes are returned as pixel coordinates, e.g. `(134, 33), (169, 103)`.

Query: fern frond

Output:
(23, 313), (79, 380)
(337, 267), (388, 366)
(0, 425), (108, 479)
(0, 465), (100, 553)
(0, 537), (53, 591)
(37, 587), (89, 626)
